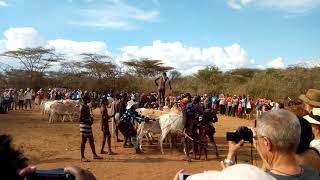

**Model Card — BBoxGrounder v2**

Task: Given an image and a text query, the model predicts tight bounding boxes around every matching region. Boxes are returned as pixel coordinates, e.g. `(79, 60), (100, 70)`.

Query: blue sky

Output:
(0, 0), (320, 73)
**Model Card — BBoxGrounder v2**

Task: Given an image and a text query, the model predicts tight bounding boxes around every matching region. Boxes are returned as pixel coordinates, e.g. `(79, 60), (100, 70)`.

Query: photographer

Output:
(177, 110), (319, 180)
(223, 110), (319, 179)
(0, 134), (96, 180)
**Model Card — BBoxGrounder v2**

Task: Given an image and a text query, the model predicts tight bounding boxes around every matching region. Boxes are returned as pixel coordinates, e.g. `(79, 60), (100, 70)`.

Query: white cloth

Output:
(246, 102), (251, 109)
(24, 91), (32, 100)
(310, 139), (320, 153)
(187, 164), (275, 180)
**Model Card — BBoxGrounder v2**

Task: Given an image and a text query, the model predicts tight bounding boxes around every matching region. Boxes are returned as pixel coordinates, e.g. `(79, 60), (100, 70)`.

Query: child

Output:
(80, 93), (103, 162)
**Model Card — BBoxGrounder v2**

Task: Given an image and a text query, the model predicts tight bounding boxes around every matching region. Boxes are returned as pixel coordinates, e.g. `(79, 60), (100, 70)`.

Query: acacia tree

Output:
(1, 47), (62, 88)
(123, 58), (173, 77)
(81, 53), (118, 89)
(2, 48), (61, 72)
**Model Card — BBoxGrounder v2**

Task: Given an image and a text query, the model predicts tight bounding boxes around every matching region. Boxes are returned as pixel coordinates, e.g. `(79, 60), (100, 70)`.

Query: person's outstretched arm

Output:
(154, 77), (159, 87)
(168, 78), (172, 90)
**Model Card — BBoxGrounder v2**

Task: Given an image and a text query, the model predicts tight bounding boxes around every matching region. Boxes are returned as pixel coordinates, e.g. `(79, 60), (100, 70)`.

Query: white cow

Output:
(137, 120), (162, 150)
(42, 100), (58, 115)
(158, 112), (183, 154)
(49, 102), (79, 123)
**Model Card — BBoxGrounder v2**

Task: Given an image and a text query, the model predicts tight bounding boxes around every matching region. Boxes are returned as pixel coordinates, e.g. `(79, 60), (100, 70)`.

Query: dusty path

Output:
(0, 108), (258, 180)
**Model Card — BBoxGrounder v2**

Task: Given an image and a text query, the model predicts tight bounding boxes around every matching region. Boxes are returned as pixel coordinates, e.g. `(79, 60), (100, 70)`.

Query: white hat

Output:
(126, 100), (137, 110)
(304, 108), (320, 125)
(187, 164), (275, 180)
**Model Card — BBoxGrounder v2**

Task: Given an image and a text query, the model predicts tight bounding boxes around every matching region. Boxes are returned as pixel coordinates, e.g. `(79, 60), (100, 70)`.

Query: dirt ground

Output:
(0, 107), (260, 180)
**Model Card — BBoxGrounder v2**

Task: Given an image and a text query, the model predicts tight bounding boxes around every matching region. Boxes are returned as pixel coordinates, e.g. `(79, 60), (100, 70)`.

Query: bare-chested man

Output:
(154, 72), (172, 109)
(111, 94), (123, 142)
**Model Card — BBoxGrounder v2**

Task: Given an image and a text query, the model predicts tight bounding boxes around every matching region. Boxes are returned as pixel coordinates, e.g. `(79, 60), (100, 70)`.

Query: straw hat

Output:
(299, 89), (320, 107)
(126, 100), (137, 110)
(304, 108), (320, 125)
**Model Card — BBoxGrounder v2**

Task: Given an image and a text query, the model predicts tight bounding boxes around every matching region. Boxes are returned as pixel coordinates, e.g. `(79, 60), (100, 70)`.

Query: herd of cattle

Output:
(39, 100), (218, 155)
(41, 99), (82, 123)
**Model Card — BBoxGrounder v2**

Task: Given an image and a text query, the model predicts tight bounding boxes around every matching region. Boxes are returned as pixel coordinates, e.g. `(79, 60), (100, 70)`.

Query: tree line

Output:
(1, 47), (319, 102)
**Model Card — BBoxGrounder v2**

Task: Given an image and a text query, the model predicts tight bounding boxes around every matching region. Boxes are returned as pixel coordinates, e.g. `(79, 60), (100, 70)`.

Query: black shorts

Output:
(246, 108), (252, 113)
(119, 121), (136, 137)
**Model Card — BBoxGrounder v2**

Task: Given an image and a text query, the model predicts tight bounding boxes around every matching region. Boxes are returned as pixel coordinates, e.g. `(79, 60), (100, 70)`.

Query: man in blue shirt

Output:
(118, 100), (148, 154)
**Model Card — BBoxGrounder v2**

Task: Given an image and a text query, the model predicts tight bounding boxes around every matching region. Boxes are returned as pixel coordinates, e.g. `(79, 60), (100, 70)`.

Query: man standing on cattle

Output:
(182, 95), (204, 162)
(155, 72), (172, 110)
(118, 100), (148, 154)
(79, 93), (103, 162)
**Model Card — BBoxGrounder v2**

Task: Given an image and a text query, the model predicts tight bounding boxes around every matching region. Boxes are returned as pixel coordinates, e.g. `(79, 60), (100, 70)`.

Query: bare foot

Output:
(81, 157), (90, 162)
(93, 155), (103, 159)
(108, 151), (117, 155)
(100, 150), (107, 154)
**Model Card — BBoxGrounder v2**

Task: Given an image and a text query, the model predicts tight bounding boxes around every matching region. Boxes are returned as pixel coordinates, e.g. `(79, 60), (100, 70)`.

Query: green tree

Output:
(1, 47), (62, 88)
(123, 58), (173, 77)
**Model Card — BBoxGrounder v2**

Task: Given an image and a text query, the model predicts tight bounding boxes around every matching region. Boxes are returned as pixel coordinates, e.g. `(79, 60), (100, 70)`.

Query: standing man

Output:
(111, 94), (123, 142)
(24, 88), (32, 110)
(118, 100), (146, 154)
(154, 72), (172, 110)
(182, 95), (204, 162)
(100, 98), (116, 155)
(17, 89), (24, 110)
(79, 93), (103, 162)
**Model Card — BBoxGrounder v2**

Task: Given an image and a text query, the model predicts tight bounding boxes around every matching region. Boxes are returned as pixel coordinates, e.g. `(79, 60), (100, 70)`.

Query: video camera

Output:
(226, 126), (253, 143)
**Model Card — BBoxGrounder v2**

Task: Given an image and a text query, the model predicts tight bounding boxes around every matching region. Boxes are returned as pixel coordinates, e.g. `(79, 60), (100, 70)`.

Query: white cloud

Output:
(0, 27), (109, 63)
(226, 0), (320, 13)
(119, 40), (253, 74)
(267, 57), (286, 69)
(70, 0), (159, 30)
(0, 0), (8, 7)
(3, 27), (45, 50)
(46, 39), (109, 58)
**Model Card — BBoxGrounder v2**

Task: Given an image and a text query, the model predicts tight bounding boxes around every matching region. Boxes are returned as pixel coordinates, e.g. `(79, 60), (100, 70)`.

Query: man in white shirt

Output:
(304, 108), (320, 153)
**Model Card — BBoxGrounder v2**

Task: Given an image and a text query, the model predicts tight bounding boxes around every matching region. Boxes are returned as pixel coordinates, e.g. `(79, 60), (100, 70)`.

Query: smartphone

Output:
(178, 172), (192, 180)
(26, 169), (75, 180)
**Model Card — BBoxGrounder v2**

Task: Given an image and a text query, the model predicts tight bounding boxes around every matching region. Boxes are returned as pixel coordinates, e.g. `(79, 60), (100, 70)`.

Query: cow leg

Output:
(159, 132), (168, 154)
(49, 113), (52, 123)
(168, 133), (173, 153)
(138, 131), (145, 150)
(68, 114), (73, 122)
(184, 138), (191, 162)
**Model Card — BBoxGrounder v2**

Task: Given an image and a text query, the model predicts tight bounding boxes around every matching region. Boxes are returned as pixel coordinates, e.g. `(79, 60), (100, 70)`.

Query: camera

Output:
(26, 169), (75, 180)
(226, 126), (253, 143)
(178, 172), (192, 180)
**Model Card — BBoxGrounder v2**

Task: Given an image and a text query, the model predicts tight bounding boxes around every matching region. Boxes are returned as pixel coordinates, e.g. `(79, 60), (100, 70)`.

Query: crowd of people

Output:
(0, 88), (36, 113)
(1, 84), (320, 179)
